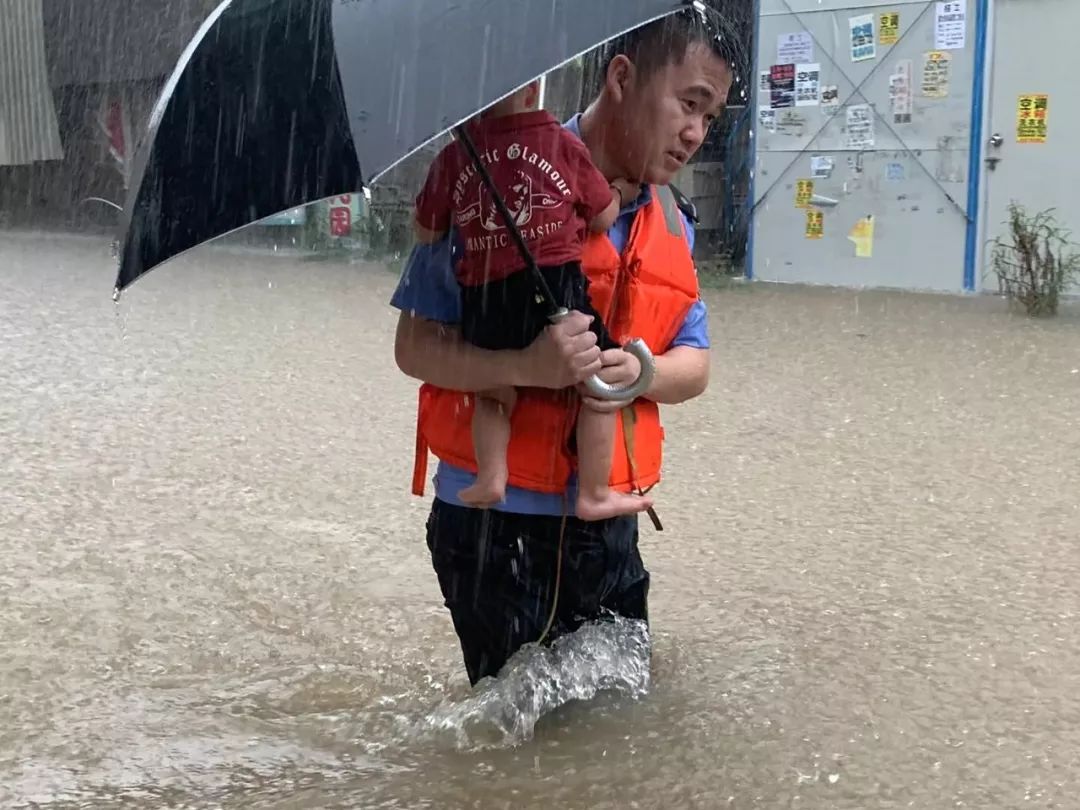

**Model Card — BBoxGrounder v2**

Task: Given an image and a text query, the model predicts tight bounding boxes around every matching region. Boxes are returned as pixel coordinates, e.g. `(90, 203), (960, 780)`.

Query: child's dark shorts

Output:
(459, 261), (620, 353)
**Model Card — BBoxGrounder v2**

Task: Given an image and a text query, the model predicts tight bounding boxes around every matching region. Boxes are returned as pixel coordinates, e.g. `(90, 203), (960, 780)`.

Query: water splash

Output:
(412, 615), (652, 751)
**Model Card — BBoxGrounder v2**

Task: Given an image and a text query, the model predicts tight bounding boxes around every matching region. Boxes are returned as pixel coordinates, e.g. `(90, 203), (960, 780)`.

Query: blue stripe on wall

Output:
(745, 0), (763, 281)
(963, 0), (992, 292)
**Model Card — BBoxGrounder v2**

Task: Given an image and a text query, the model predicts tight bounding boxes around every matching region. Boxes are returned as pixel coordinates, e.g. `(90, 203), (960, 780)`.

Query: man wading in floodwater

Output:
(391, 10), (736, 686)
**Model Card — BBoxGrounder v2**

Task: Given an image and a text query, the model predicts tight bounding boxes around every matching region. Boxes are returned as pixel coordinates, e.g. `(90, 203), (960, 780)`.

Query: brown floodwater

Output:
(3, 230), (1079, 809)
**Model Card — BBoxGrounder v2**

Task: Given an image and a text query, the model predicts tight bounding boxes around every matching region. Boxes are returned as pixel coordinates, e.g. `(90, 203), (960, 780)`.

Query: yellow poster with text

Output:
(795, 179), (814, 208)
(848, 216), (874, 258)
(879, 12), (900, 45)
(1016, 94), (1048, 143)
(921, 51), (951, 98)
(805, 210), (824, 239)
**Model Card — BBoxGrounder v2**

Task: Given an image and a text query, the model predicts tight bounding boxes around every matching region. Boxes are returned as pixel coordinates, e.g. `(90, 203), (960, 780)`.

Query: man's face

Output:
(610, 43), (733, 185)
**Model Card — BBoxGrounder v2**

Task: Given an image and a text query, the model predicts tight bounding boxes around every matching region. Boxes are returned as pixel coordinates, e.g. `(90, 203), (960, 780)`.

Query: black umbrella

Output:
(115, 0), (704, 293)
(114, 0), (723, 398)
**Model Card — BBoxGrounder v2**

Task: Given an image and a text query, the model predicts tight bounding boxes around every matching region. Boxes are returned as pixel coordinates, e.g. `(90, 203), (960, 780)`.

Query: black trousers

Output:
(425, 499), (650, 685)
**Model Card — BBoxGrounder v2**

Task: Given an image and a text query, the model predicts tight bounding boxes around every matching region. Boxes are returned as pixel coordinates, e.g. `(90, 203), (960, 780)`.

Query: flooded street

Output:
(3, 230), (1080, 808)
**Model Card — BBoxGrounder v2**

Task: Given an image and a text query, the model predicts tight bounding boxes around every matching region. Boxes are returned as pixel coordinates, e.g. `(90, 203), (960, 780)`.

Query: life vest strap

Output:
(412, 387), (431, 497)
(655, 185), (686, 239)
(621, 404), (663, 532)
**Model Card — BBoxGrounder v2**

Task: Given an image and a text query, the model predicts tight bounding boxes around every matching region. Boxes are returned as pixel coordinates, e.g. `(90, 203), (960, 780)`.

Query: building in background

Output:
(1, 0), (220, 229)
(0, 0), (365, 244)
(747, 0), (1078, 295)
(0, 0), (65, 168)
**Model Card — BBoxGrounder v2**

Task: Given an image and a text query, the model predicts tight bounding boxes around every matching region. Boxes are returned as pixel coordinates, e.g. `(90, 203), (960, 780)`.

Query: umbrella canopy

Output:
(114, 0), (699, 293)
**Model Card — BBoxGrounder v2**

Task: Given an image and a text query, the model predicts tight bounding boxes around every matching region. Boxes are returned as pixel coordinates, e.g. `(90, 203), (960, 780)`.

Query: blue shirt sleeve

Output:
(670, 299), (710, 349)
(388, 234), (462, 324)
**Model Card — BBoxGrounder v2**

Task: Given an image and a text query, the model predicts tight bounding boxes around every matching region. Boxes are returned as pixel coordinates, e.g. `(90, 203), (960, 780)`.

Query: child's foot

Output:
(458, 476), (507, 508)
(576, 489), (654, 522)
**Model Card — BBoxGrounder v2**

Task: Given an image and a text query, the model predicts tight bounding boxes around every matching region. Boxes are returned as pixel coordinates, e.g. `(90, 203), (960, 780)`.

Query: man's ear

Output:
(604, 55), (636, 103)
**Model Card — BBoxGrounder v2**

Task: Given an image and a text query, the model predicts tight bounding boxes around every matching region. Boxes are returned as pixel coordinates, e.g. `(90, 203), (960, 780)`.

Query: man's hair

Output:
(598, 4), (747, 89)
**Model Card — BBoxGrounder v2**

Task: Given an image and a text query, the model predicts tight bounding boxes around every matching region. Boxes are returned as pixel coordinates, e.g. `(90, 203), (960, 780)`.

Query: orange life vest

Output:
(410, 184), (700, 498)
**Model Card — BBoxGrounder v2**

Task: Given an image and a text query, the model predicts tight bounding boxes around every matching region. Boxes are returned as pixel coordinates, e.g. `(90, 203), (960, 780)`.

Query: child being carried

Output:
(413, 79), (652, 521)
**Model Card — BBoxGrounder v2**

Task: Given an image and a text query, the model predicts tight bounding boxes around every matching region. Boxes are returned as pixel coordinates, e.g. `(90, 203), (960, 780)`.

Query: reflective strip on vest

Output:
(655, 186), (684, 239)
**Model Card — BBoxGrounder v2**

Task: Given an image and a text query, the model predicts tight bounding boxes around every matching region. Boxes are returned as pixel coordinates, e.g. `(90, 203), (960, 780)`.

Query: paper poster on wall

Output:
(758, 106), (777, 133)
(795, 64), (821, 106)
(769, 63), (796, 108)
(886, 162), (906, 181)
(805, 210), (824, 239)
(821, 86), (840, 114)
(935, 1), (966, 50)
(1016, 94), (1049, 143)
(759, 71), (771, 94)
(921, 51), (951, 98)
(845, 105), (875, 149)
(850, 15), (876, 62)
(327, 194), (360, 237)
(890, 60), (913, 123)
(879, 12), (900, 45)
(778, 31), (814, 64)
(775, 110), (807, 137)
(811, 155), (835, 178)
(795, 179), (814, 208)
(848, 216), (875, 258)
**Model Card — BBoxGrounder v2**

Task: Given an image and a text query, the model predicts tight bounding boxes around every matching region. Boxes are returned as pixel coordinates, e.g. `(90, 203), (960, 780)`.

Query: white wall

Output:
(979, 0), (1080, 295)
(751, 0), (979, 292)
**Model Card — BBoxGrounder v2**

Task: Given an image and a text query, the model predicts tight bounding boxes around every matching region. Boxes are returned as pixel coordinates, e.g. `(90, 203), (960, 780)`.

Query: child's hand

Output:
(577, 347), (642, 413)
(609, 178), (641, 207)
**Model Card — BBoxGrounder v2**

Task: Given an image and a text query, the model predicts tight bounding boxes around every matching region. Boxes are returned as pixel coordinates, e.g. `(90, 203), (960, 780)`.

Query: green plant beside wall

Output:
(988, 202), (1080, 317)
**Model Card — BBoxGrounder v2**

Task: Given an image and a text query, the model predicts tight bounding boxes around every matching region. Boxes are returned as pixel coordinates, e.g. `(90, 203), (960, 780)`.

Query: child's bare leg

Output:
(574, 407), (653, 521)
(458, 386), (517, 508)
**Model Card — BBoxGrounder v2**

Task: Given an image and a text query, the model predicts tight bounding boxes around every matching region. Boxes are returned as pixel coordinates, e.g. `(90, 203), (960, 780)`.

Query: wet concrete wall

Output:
(978, 0), (1080, 297)
(751, 0), (978, 292)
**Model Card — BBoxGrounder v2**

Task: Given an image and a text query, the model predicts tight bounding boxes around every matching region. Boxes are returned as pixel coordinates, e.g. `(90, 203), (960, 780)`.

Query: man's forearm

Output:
(394, 313), (525, 392)
(646, 345), (710, 405)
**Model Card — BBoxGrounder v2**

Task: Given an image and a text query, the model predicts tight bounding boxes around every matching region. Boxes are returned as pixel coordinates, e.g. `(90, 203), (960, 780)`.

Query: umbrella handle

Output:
(549, 307), (656, 401)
